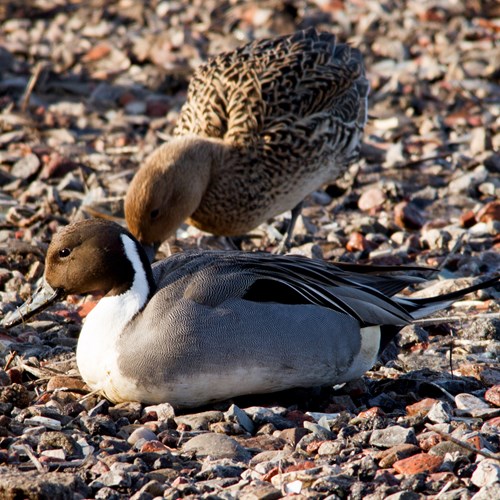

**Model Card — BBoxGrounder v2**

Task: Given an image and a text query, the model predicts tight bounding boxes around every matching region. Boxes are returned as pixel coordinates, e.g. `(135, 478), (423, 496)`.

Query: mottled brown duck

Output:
(125, 28), (369, 251)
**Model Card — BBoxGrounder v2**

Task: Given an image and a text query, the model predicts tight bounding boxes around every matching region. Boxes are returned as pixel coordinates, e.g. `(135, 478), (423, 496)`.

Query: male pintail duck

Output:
(124, 28), (369, 251)
(3, 219), (498, 407)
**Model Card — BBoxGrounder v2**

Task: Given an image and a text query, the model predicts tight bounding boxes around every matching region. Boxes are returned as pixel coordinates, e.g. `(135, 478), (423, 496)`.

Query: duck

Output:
(124, 28), (369, 252)
(3, 219), (498, 408)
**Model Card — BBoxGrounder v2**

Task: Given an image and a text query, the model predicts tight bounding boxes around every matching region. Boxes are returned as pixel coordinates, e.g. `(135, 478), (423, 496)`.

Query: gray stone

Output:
(143, 402), (175, 421)
(225, 404), (255, 434)
(385, 491), (421, 500)
(108, 401), (142, 422)
(369, 425), (417, 448)
(471, 482), (500, 500)
(243, 406), (293, 430)
(127, 427), (157, 446)
(455, 393), (490, 411)
(182, 432), (251, 462)
(303, 420), (335, 440)
(427, 401), (453, 423)
(98, 470), (132, 489)
(175, 410), (224, 430)
(0, 471), (90, 499)
(471, 459), (500, 488)
(11, 153), (40, 179)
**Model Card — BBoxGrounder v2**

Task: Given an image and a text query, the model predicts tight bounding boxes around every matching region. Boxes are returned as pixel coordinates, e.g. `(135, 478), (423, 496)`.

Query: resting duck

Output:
(124, 28), (369, 251)
(3, 219), (498, 407)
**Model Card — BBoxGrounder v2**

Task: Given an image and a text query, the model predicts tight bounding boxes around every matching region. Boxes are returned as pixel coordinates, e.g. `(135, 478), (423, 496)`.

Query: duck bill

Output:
(2, 278), (62, 328)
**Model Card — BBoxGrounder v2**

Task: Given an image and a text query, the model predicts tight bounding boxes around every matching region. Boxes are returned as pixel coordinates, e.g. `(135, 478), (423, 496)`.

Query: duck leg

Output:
(275, 201), (304, 254)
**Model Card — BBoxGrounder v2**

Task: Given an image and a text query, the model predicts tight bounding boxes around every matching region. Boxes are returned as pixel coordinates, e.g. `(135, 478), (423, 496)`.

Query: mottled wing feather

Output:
(174, 28), (368, 156)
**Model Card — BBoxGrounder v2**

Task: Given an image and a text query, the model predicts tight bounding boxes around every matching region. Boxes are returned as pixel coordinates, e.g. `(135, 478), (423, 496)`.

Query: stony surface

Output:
(0, 0), (499, 498)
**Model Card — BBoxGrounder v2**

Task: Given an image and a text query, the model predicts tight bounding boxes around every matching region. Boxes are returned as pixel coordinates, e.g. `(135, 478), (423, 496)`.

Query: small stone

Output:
(128, 427), (157, 445)
(406, 398), (438, 417)
(108, 402), (142, 422)
(394, 201), (426, 230)
(182, 432), (251, 462)
(46, 376), (87, 392)
(302, 421), (335, 440)
(346, 231), (375, 252)
(460, 209), (477, 228)
(11, 153), (40, 179)
(476, 201), (500, 224)
(385, 491), (421, 500)
(427, 401), (453, 423)
(393, 453), (443, 475)
(429, 440), (474, 458)
(482, 416), (500, 434)
(471, 482), (500, 500)
(143, 402), (175, 421)
(471, 459), (500, 488)
(98, 470), (132, 489)
(369, 425), (417, 448)
(237, 479), (281, 500)
(244, 406), (293, 430)
(455, 393), (490, 412)
(175, 410), (224, 431)
(38, 431), (82, 458)
(225, 404), (255, 434)
(24, 416), (62, 430)
(485, 386), (500, 407)
(358, 187), (386, 212)
(417, 432), (441, 451)
(377, 444), (421, 468)
(278, 427), (309, 448)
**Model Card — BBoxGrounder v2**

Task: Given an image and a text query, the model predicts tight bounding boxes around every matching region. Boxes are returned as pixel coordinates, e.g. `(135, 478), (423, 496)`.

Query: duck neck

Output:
(166, 135), (225, 206)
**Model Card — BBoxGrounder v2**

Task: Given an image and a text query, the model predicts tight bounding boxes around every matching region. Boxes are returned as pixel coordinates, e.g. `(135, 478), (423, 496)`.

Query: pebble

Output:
(11, 153), (41, 179)
(143, 402), (175, 421)
(302, 420), (335, 440)
(244, 406), (293, 430)
(484, 385), (500, 407)
(224, 404), (255, 434)
(393, 453), (443, 475)
(471, 459), (500, 488)
(127, 427), (157, 446)
(406, 398), (438, 417)
(471, 482), (500, 500)
(377, 444), (421, 468)
(369, 425), (417, 448)
(182, 432), (251, 462)
(174, 410), (224, 431)
(427, 401), (453, 423)
(24, 416), (62, 430)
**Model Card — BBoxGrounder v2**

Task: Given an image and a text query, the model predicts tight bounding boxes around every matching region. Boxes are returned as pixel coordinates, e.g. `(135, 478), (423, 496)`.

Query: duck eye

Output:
(59, 248), (71, 258)
(150, 208), (160, 221)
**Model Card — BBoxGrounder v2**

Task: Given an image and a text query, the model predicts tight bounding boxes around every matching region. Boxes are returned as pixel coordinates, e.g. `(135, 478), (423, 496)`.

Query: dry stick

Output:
(425, 424), (500, 462)
(20, 444), (48, 473)
(3, 351), (16, 371)
(414, 312), (500, 326)
(20, 62), (46, 113)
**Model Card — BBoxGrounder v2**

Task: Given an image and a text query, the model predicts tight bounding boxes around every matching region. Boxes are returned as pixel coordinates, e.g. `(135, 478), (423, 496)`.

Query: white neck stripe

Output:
(120, 234), (150, 310)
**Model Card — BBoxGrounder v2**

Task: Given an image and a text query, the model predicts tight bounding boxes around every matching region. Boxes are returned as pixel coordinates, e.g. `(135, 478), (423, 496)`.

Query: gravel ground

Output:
(0, 1), (499, 498)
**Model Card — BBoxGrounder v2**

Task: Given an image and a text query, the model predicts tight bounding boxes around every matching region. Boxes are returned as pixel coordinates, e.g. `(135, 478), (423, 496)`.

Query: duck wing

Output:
(174, 28), (368, 154)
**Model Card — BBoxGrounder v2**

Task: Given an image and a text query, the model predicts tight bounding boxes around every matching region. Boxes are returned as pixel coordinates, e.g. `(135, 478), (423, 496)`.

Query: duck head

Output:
(2, 219), (153, 328)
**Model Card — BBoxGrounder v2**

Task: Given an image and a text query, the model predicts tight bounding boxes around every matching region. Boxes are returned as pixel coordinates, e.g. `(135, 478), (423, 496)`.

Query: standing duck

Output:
(3, 219), (498, 407)
(124, 28), (369, 251)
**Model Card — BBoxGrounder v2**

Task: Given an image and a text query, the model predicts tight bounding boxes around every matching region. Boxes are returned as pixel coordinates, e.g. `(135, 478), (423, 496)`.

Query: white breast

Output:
(76, 234), (150, 402)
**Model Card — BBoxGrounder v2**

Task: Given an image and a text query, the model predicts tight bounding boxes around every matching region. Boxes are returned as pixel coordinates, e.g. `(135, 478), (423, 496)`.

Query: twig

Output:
(19, 444), (48, 473)
(3, 351), (16, 371)
(413, 312), (500, 326)
(20, 62), (46, 113)
(425, 424), (500, 462)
